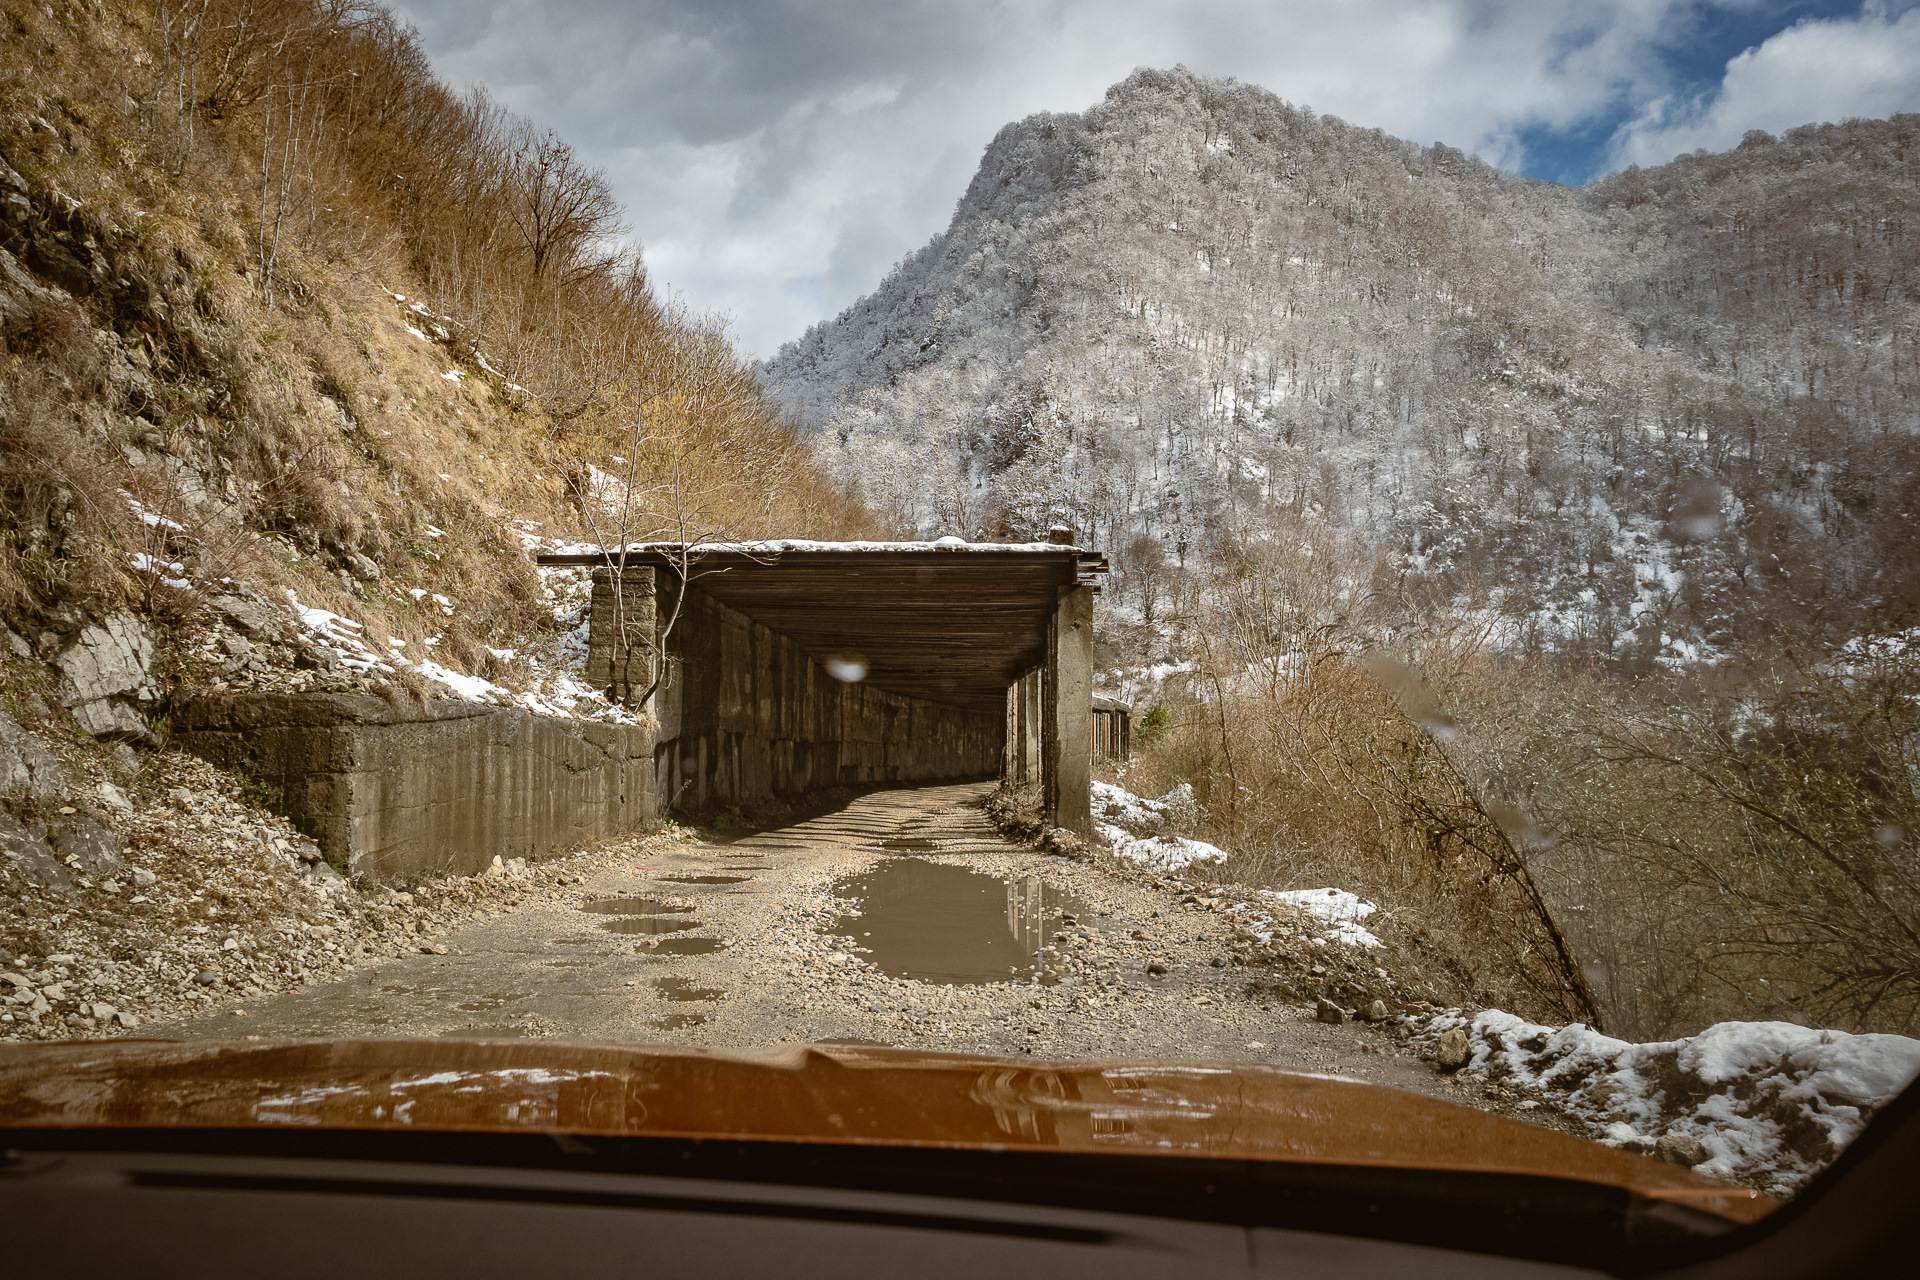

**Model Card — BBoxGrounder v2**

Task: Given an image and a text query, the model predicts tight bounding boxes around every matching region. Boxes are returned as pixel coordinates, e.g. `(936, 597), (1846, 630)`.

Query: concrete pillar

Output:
(1024, 669), (1042, 783)
(1044, 585), (1094, 835)
(587, 566), (656, 707)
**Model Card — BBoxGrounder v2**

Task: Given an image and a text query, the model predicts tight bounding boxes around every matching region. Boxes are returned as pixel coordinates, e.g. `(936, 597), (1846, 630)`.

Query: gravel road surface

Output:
(155, 783), (1458, 1102)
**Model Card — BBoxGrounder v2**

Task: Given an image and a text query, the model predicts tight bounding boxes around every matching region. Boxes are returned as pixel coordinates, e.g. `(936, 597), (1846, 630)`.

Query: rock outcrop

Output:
(53, 613), (159, 743)
(0, 711), (65, 799)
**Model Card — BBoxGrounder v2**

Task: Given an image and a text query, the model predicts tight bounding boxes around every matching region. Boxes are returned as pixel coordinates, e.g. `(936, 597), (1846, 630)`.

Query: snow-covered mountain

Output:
(762, 67), (1920, 661)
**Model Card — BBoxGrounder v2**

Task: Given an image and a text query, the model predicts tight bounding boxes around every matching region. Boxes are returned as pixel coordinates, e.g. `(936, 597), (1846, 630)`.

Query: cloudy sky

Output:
(388, 0), (1920, 358)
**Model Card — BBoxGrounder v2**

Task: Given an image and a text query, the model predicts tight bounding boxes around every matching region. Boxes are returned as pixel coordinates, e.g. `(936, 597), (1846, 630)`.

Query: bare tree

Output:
(503, 125), (625, 282)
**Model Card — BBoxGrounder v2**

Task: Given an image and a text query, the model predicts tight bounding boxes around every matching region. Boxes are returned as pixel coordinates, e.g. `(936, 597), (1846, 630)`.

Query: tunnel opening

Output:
(534, 538), (1108, 835)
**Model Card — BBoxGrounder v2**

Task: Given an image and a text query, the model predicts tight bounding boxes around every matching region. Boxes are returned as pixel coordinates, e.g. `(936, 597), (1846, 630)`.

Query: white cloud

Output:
(387, 2), (1863, 357)
(1610, 2), (1920, 169)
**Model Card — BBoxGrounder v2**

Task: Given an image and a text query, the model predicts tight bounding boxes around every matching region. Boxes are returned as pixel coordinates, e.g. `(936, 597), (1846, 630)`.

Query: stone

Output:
(1209, 956), (1227, 968)
(1145, 961), (1169, 976)
(95, 782), (133, 812)
(1315, 998), (1346, 1025)
(193, 971), (217, 985)
(0, 711), (66, 799)
(1436, 1027), (1472, 1071)
(1368, 999), (1390, 1022)
(344, 552), (382, 583)
(131, 866), (156, 888)
(50, 814), (122, 877)
(56, 611), (158, 703)
(1655, 1134), (1708, 1168)
(0, 810), (71, 891)
(3, 626), (30, 658)
(208, 594), (288, 641)
(55, 612), (159, 742)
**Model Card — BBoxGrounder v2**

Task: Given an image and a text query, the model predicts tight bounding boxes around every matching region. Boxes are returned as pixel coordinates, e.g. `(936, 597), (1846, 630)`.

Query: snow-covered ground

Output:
(1259, 887), (1383, 949)
(1094, 780), (1227, 871)
(1412, 1008), (1920, 1193)
(1092, 785), (1386, 951)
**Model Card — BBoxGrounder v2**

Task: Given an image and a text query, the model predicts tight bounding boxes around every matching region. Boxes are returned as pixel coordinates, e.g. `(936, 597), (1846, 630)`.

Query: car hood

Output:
(0, 1037), (1774, 1223)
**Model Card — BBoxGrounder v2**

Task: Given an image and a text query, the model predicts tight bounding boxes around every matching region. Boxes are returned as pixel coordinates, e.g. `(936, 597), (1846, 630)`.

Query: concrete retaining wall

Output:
(173, 694), (655, 884)
(655, 587), (1002, 812)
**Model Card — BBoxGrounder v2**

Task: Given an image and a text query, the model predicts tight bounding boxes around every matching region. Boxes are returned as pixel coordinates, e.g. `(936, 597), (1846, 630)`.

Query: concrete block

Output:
(173, 693), (654, 884)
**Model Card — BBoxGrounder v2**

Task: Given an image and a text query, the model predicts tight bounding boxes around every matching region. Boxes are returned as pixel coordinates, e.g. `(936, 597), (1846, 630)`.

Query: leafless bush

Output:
(1446, 642), (1920, 1038)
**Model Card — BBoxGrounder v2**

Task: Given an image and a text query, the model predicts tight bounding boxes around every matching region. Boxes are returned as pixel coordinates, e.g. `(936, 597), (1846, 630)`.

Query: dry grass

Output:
(0, 0), (880, 697)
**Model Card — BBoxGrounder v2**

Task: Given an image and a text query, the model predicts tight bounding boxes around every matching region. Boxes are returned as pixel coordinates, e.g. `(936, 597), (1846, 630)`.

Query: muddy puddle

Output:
(599, 916), (703, 936)
(655, 874), (752, 885)
(440, 1025), (538, 1039)
(830, 859), (1088, 984)
(638, 937), (727, 955)
(880, 838), (937, 851)
(654, 976), (724, 1002)
(457, 992), (531, 1012)
(651, 1013), (708, 1030)
(581, 897), (694, 916)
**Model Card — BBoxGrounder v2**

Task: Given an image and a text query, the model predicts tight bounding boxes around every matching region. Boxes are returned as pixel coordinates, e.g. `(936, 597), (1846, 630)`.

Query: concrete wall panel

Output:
(175, 694), (654, 884)
(655, 586), (1001, 811)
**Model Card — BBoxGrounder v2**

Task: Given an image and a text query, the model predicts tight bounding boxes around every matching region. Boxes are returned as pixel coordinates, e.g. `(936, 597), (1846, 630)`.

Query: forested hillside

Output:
(765, 67), (1920, 661)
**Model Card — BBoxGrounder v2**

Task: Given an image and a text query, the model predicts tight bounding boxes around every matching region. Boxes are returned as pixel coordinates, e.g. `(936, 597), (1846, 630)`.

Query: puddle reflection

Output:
(655, 875), (752, 885)
(599, 916), (703, 935)
(650, 1013), (708, 1030)
(581, 898), (694, 916)
(638, 937), (727, 955)
(830, 859), (1087, 985)
(654, 976), (725, 1002)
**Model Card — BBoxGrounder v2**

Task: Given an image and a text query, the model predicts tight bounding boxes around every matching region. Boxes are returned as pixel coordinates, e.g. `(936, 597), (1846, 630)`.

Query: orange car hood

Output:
(0, 1038), (1773, 1224)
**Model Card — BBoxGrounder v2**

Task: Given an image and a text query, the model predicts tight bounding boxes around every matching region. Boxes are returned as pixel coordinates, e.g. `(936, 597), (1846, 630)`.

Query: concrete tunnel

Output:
(534, 539), (1110, 835)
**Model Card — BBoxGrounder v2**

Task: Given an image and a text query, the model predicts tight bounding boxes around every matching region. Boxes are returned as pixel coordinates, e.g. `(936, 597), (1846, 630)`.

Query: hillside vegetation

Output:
(1, 0), (880, 693)
(766, 68), (1920, 1041)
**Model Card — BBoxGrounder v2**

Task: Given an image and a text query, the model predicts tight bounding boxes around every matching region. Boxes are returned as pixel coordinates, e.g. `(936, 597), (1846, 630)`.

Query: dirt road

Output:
(155, 783), (1455, 1100)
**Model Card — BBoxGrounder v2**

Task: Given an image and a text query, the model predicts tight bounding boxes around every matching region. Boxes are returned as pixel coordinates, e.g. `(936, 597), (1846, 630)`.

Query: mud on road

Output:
(155, 783), (1479, 1107)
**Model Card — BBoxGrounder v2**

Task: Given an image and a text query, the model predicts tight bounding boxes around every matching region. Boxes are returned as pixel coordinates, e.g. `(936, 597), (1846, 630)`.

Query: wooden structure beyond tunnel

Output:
(534, 539), (1108, 835)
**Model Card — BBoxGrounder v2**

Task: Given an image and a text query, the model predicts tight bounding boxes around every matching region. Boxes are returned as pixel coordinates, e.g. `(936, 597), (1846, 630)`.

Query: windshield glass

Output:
(4, 0), (1917, 1261)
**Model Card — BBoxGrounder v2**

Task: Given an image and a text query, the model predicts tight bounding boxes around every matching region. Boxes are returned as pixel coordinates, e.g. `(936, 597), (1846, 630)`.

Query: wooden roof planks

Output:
(534, 545), (1108, 712)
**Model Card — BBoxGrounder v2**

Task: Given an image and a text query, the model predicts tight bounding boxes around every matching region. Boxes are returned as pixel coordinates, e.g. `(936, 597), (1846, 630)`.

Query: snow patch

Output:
(1101, 826), (1229, 872)
(1412, 1008), (1920, 1192)
(1259, 887), (1383, 949)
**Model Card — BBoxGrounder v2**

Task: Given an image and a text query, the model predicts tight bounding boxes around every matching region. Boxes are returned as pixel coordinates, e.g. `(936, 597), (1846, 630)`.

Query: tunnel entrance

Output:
(534, 539), (1108, 834)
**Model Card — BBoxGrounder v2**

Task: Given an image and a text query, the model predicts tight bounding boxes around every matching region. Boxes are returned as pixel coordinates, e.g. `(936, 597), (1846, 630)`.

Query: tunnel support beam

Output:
(1044, 584), (1094, 836)
(1005, 667), (1043, 786)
